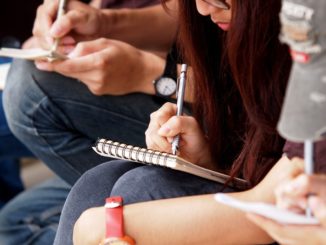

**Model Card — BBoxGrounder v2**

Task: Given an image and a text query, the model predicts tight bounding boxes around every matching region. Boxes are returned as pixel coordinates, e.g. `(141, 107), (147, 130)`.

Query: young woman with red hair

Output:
(54, 1), (325, 244)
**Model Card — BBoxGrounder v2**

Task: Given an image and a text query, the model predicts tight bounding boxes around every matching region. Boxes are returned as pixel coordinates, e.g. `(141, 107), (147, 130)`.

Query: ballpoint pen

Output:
(50, 0), (67, 55)
(304, 140), (314, 217)
(171, 64), (188, 155)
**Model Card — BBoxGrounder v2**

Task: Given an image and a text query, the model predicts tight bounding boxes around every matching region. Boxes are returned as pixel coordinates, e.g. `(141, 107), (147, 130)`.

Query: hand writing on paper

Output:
(145, 102), (215, 170)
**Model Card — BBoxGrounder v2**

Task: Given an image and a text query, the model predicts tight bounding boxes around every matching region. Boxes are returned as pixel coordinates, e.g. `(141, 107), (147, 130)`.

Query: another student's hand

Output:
(145, 102), (215, 170)
(275, 162), (326, 213)
(247, 212), (326, 245)
(252, 157), (304, 203)
(33, 0), (103, 51)
(35, 38), (164, 95)
(73, 207), (105, 245)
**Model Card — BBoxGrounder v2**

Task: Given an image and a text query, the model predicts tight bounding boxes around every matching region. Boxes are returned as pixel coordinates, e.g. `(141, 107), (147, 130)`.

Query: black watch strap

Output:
(163, 51), (177, 81)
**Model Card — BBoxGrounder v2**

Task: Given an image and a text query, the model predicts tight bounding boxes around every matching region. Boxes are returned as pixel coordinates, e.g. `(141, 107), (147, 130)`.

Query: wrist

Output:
(100, 8), (132, 39)
(138, 51), (165, 95)
(101, 196), (135, 245)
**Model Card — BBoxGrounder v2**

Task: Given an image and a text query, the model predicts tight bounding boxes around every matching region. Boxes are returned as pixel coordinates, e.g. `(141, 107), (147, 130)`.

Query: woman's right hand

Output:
(145, 103), (215, 170)
(32, 0), (103, 51)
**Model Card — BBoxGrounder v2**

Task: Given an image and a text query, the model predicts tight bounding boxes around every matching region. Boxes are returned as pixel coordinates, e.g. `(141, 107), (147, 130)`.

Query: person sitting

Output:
(0, 0), (178, 244)
(57, 1), (325, 244)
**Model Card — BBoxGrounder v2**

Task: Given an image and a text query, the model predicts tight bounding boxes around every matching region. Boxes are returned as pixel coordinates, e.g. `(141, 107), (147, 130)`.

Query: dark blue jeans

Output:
(0, 90), (33, 209)
(54, 160), (227, 245)
(1, 59), (169, 244)
(0, 177), (70, 245)
(3, 59), (168, 185)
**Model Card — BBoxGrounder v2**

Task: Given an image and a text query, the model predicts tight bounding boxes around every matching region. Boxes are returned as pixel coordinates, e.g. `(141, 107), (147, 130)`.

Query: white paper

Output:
(0, 48), (66, 61)
(0, 63), (11, 89)
(215, 193), (319, 225)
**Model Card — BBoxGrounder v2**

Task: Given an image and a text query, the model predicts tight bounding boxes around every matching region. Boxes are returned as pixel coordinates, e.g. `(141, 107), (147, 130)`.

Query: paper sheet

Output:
(0, 63), (11, 90)
(215, 193), (319, 225)
(0, 48), (66, 61)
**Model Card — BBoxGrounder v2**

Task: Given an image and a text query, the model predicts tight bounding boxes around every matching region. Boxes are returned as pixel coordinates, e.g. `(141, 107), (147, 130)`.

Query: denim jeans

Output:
(54, 160), (229, 245)
(0, 90), (33, 208)
(0, 177), (70, 245)
(2, 59), (171, 244)
(3, 59), (169, 185)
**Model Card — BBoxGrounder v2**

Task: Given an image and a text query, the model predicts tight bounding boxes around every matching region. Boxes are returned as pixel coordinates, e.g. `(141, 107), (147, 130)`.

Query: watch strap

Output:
(105, 196), (124, 238)
(163, 50), (177, 81)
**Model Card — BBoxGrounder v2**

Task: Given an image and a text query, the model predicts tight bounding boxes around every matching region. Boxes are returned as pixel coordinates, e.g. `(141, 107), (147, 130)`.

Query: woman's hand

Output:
(145, 102), (214, 169)
(251, 157), (304, 203)
(247, 158), (326, 245)
(73, 207), (105, 245)
(35, 38), (164, 95)
(275, 160), (326, 213)
(33, 0), (104, 51)
(247, 213), (326, 245)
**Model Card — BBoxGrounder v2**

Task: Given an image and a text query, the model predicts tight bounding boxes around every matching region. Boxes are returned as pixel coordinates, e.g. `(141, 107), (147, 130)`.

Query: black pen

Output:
(172, 64), (187, 155)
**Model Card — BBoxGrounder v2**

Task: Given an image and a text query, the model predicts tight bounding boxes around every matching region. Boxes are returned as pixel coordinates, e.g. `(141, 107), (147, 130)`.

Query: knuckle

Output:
(89, 85), (104, 96)
(150, 111), (158, 121)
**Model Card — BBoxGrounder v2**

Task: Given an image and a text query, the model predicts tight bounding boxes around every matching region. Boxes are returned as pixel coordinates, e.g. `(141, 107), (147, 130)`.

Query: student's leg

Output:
(3, 59), (166, 185)
(0, 178), (70, 245)
(0, 90), (33, 208)
(54, 161), (230, 245)
(53, 160), (140, 245)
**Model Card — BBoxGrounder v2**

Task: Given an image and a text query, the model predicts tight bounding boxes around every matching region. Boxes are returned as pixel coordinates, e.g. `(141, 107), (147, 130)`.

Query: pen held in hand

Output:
(51, 0), (68, 54)
(172, 64), (188, 155)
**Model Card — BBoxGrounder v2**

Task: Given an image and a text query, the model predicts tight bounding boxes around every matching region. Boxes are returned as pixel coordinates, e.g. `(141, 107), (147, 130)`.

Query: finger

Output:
(247, 214), (307, 245)
(149, 103), (177, 127)
(35, 48), (103, 74)
(145, 128), (171, 153)
(309, 196), (326, 227)
(50, 9), (86, 38)
(68, 39), (109, 58)
(33, 4), (57, 48)
(158, 116), (200, 137)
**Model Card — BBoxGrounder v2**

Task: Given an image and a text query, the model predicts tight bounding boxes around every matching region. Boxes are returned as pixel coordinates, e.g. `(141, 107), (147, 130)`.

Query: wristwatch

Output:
(153, 52), (177, 98)
(100, 196), (135, 245)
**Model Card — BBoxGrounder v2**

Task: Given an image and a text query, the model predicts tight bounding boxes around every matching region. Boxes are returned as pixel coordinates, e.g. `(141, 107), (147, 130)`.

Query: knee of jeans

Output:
(110, 166), (177, 204)
(3, 60), (45, 139)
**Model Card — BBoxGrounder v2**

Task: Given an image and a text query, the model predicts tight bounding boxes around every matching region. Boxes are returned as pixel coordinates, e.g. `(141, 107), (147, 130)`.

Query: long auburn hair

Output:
(164, 0), (292, 186)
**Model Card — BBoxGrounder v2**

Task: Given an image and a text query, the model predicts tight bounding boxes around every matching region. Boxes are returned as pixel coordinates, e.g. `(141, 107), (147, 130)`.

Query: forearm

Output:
(98, 2), (178, 52)
(124, 193), (274, 245)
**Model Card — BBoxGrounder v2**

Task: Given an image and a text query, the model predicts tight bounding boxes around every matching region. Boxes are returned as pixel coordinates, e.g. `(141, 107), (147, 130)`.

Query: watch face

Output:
(155, 77), (177, 97)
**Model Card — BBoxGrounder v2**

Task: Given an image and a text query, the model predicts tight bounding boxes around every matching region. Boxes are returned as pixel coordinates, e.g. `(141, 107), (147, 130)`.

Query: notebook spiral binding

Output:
(93, 138), (249, 189)
(95, 139), (175, 168)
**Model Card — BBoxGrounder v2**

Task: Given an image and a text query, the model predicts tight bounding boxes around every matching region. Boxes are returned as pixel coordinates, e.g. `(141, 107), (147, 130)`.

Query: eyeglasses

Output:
(202, 0), (230, 10)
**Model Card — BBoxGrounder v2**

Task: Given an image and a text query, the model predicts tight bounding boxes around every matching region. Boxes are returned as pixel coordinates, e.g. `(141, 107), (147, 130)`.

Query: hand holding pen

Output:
(51, 0), (68, 54)
(172, 64), (188, 155)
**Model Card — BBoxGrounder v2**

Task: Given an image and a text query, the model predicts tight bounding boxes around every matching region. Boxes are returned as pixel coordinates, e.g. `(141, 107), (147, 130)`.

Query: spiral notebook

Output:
(93, 139), (248, 189)
(0, 48), (66, 61)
